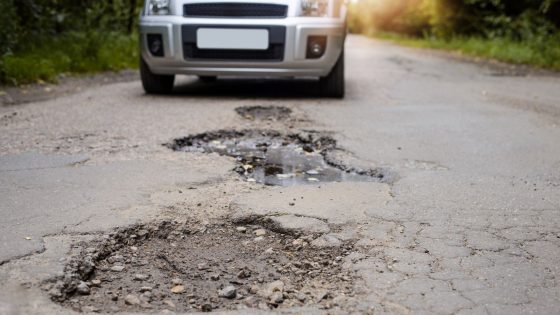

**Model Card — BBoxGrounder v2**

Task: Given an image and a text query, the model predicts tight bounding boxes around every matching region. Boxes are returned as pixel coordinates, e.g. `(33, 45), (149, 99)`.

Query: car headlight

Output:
(148, 0), (170, 15)
(300, 0), (329, 17)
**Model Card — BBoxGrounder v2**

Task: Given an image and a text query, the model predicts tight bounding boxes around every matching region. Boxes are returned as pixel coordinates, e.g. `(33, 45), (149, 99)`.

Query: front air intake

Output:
(184, 3), (288, 19)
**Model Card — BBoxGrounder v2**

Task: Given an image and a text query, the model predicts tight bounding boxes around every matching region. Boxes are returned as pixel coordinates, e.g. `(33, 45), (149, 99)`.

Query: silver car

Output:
(139, 0), (347, 97)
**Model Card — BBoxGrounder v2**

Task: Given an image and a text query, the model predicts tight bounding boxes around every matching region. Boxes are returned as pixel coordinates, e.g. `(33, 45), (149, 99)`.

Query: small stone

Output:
(311, 234), (342, 248)
(81, 306), (100, 313)
(254, 229), (267, 236)
(293, 238), (305, 246)
(110, 265), (125, 272)
(76, 281), (90, 295)
(134, 274), (149, 281)
(268, 280), (284, 292)
(218, 285), (237, 299)
(171, 278), (183, 285)
(236, 226), (247, 233)
(237, 269), (251, 279)
(264, 247), (274, 254)
(108, 255), (124, 263)
(210, 274), (220, 281)
(261, 280), (284, 298)
(296, 292), (307, 302)
(253, 236), (265, 242)
(163, 300), (176, 309)
(125, 294), (141, 305)
(201, 303), (213, 312)
(250, 285), (260, 294)
(91, 279), (101, 287)
(140, 302), (153, 309)
(315, 290), (329, 302)
(171, 285), (185, 294)
(197, 263), (209, 270)
(140, 286), (152, 292)
(270, 291), (284, 304)
(130, 246), (138, 251)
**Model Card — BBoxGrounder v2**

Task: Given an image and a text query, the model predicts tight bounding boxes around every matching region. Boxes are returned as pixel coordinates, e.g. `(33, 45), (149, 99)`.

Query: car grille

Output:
(183, 45), (285, 61)
(183, 3), (288, 19)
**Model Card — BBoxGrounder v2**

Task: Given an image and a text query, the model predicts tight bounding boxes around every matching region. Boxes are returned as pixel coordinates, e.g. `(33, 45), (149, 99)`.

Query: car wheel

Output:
(198, 76), (217, 83)
(140, 58), (175, 94)
(319, 50), (345, 98)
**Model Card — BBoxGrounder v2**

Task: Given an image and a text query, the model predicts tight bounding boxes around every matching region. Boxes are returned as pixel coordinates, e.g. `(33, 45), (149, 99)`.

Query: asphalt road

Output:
(1, 35), (559, 314)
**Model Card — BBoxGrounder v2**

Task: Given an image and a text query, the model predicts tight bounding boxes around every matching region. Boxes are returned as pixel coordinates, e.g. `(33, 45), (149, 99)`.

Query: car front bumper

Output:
(139, 16), (346, 77)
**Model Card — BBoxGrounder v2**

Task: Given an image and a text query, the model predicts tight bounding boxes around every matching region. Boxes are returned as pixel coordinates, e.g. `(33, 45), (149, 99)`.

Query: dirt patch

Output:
(235, 106), (292, 121)
(47, 221), (359, 313)
(168, 129), (390, 186)
(0, 70), (138, 107)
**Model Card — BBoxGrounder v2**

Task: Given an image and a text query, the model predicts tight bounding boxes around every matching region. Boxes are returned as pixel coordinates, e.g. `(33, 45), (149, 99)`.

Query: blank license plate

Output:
(197, 28), (269, 50)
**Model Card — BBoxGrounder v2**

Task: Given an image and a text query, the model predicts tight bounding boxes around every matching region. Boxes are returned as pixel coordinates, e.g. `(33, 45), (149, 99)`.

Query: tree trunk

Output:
(127, 0), (137, 34)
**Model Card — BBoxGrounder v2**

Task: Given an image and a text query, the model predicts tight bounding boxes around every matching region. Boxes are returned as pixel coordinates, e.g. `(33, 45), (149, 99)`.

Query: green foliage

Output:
(376, 32), (560, 70)
(0, 0), (144, 84)
(348, 0), (560, 70)
(0, 0), (18, 55)
(1, 32), (139, 85)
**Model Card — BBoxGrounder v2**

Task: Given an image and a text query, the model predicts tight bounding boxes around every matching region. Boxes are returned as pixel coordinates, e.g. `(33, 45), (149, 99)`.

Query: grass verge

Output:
(372, 32), (560, 71)
(0, 31), (139, 85)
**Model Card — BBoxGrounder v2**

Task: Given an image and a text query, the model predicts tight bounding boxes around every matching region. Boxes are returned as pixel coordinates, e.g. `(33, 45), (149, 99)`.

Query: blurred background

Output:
(0, 0), (559, 85)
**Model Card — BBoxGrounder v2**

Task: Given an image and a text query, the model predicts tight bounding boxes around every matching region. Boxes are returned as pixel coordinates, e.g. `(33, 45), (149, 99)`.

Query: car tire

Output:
(319, 50), (345, 98)
(140, 58), (175, 94)
(198, 76), (217, 83)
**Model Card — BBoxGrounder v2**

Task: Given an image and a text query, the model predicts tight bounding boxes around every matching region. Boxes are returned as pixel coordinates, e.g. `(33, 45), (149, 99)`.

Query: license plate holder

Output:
(197, 28), (269, 50)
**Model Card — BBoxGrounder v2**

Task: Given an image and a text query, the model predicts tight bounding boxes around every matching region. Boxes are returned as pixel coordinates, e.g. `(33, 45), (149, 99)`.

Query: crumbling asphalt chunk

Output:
(235, 106), (293, 121)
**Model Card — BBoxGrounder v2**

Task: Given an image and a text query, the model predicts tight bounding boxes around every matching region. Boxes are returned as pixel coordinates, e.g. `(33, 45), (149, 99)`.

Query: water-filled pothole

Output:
(235, 106), (292, 121)
(168, 129), (388, 186)
(47, 221), (357, 313)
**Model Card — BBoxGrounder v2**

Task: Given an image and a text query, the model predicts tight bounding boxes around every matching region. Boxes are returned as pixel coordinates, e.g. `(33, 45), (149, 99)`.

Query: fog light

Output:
(147, 34), (164, 57)
(306, 36), (327, 59)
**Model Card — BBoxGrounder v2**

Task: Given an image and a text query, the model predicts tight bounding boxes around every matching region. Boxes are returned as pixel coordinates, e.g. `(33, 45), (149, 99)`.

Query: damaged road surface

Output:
(169, 129), (391, 186)
(50, 221), (358, 313)
(2, 35), (560, 315)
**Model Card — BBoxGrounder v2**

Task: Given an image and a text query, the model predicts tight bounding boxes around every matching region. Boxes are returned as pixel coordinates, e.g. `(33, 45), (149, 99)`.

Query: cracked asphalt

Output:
(1, 35), (560, 314)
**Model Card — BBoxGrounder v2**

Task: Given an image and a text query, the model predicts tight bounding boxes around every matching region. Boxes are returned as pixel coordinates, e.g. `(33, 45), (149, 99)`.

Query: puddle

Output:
(235, 106), (292, 121)
(48, 221), (357, 313)
(168, 129), (387, 186)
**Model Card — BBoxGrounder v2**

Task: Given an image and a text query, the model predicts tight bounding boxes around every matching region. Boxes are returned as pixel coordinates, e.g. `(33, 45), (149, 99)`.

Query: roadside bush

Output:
(348, 0), (560, 70)
(348, 0), (560, 38)
(1, 32), (138, 85)
(0, 0), (144, 85)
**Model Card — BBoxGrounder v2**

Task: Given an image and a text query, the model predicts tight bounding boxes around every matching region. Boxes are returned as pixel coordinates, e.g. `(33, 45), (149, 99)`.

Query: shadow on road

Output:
(170, 78), (324, 99)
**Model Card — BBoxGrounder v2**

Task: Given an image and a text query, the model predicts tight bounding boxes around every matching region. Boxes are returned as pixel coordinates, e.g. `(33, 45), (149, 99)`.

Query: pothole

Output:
(235, 106), (292, 121)
(47, 221), (358, 313)
(168, 129), (390, 186)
